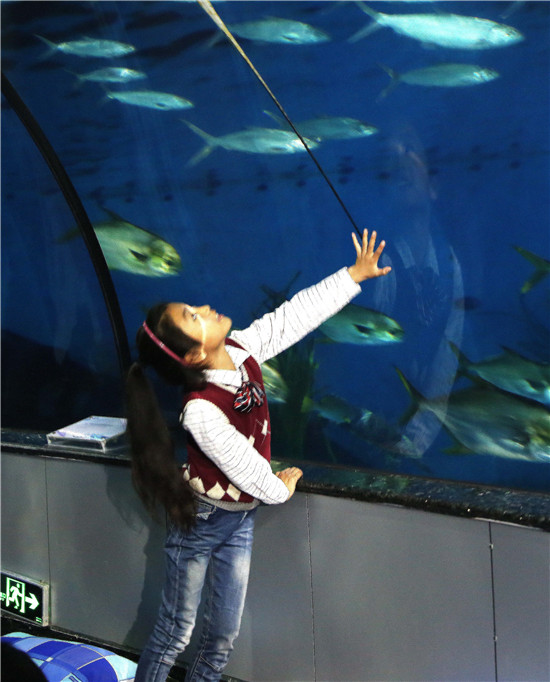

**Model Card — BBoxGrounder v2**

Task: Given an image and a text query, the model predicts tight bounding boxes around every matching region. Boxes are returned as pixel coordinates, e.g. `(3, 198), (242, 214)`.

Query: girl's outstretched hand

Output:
(347, 229), (392, 283)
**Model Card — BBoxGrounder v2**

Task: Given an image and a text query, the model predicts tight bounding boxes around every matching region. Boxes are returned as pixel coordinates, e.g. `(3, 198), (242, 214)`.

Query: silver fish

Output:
(350, 3), (524, 49)
(320, 303), (404, 345)
(227, 17), (330, 44)
(35, 34), (136, 58)
(182, 120), (317, 166)
(450, 343), (550, 408)
(70, 67), (147, 84)
(105, 89), (194, 111)
(265, 111), (378, 142)
(379, 63), (499, 98)
(59, 208), (182, 277)
(397, 369), (550, 463)
(514, 246), (550, 294)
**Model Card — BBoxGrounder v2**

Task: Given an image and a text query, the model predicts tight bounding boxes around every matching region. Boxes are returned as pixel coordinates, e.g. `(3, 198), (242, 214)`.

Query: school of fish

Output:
(35, 4), (549, 475)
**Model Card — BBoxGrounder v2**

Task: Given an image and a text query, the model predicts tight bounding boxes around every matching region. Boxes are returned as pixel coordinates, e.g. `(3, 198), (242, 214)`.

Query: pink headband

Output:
(142, 321), (191, 367)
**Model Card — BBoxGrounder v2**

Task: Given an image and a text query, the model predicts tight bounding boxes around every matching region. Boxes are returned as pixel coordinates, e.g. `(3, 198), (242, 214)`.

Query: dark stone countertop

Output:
(2, 429), (549, 531)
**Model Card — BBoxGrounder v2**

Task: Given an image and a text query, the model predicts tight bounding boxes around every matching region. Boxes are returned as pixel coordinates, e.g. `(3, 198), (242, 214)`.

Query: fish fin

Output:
(98, 206), (128, 224)
(520, 270), (548, 294)
(448, 341), (470, 370)
(354, 2), (379, 21)
(187, 145), (214, 167)
(204, 31), (224, 50)
(348, 2), (381, 42)
(377, 64), (400, 101)
(348, 21), (381, 43)
(263, 109), (285, 127)
(514, 246), (550, 294)
(181, 119), (216, 144)
(181, 120), (216, 166)
(64, 69), (84, 88)
(395, 367), (424, 425)
(34, 34), (57, 53)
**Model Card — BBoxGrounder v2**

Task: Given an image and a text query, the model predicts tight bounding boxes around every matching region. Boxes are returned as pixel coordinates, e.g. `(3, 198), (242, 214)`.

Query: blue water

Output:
(2, 1), (549, 493)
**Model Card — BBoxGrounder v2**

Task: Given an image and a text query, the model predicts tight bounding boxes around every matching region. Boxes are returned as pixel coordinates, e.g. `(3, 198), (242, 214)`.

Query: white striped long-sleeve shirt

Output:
(181, 267), (361, 506)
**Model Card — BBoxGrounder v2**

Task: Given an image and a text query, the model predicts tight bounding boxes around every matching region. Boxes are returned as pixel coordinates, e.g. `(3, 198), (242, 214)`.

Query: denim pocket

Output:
(195, 500), (216, 521)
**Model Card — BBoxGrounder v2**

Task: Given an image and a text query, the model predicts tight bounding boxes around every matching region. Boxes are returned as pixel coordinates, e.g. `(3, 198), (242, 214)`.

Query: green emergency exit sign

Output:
(1, 571), (49, 626)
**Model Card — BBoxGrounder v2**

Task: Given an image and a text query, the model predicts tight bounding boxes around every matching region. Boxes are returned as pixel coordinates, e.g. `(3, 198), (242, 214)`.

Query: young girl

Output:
(126, 229), (391, 682)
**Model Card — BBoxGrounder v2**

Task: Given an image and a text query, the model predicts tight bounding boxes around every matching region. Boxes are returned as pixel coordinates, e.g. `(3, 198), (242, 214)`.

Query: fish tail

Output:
(395, 367), (423, 425)
(448, 341), (468, 371)
(34, 34), (58, 58)
(377, 64), (400, 101)
(348, 3), (382, 42)
(64, 69), (85, 89)
(182, 120), (217, 166)
(186, 146), (214, 167)
(514, 245), (550, 293)
(355, 2), (379, 21)
(181, 120), (216, 144)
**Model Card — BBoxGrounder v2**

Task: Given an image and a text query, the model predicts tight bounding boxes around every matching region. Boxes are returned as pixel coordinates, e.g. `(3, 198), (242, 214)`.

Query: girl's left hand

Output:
(347, 229), (392, 283)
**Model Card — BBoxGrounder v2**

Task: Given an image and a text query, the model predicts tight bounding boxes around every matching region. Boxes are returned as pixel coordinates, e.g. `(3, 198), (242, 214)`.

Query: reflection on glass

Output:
(1, 1), (549, 493)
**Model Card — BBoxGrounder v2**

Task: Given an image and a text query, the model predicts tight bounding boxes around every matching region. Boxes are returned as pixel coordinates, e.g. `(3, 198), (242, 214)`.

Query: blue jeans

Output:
(135, 501), (257, 682)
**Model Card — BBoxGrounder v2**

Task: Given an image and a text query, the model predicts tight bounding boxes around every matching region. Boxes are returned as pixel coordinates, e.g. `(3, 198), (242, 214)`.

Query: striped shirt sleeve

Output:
(183, 398), (290, 505)
(230, 267), (361, 364)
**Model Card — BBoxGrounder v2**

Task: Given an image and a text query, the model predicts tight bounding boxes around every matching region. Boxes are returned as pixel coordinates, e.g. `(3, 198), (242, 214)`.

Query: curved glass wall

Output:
(2, 1), (549, 493)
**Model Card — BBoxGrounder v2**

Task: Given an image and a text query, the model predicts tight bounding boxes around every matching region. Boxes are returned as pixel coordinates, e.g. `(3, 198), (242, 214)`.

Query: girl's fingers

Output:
(351, 231), (361, 256)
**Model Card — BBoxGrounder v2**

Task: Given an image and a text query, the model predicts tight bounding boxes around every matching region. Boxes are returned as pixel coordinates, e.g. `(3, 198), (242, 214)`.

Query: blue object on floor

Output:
(1, 632), (137, 682)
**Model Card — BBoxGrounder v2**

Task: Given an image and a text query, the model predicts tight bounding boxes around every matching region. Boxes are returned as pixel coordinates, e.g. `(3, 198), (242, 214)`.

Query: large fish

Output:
(265, 111), (378, 142)
(59, 208), (182, 277)
(226, 17), (330, 44)
(320, 303), (404, 345)
(182, 120), (317, 166)
(397, 369), (550, 463)
(350, 3), (524, 49)
(105, 89), (194, 111)
(514, 246), (550, 294)
(450, 342), (550, 408)
(35, 34), (136, 58)
(379, 63), (499, 98)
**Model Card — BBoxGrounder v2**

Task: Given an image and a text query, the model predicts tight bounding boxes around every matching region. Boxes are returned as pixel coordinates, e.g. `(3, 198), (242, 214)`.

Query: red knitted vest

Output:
(182, 339), (271, 504)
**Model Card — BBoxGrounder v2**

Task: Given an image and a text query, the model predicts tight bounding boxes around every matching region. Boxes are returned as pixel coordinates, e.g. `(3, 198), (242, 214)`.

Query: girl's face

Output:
(164, 303), (232, 354)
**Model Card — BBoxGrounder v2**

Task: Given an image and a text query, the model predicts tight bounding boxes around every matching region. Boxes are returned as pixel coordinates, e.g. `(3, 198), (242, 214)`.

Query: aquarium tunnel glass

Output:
(2, 1), (549, 495)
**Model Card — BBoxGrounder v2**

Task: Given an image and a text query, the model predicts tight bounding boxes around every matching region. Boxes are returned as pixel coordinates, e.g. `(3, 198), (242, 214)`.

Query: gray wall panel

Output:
(227, 495), (315, 682)
(1, 453), (49, 580)
(309, 496), (495, 682)
(492, 523), (550, 682)
(46, 458), (165, 648)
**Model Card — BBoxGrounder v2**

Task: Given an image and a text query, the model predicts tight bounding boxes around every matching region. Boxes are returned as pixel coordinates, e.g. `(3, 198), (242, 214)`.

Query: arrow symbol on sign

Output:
(25, 593), (39, 610)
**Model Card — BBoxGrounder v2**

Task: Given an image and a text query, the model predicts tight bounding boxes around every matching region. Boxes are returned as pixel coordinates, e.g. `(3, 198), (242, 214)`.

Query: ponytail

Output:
(125, 362), (196, 530)
(125, 302), (207, 530)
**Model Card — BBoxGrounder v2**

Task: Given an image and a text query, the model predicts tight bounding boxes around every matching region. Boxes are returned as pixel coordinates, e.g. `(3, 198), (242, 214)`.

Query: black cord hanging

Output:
(197, 0), (363, 238)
